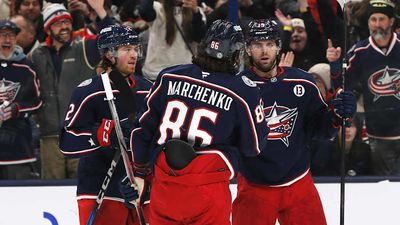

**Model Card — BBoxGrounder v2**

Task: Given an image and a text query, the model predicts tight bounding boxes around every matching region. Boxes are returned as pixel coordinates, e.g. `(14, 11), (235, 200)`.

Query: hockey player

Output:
(124, 20), (268, 225)
(232, 19), (357, 225)
(58, 25), (152, 225)
(327, 0), (400, 176)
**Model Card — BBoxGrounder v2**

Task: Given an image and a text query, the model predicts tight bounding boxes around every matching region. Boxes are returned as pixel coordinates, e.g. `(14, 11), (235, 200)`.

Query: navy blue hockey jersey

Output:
(238, 67), (338, 186)
(0, 58), (42, 165)
(331, 33), (400, 138)
(131, 64), (268, 179)
(59, 74), (152, 199)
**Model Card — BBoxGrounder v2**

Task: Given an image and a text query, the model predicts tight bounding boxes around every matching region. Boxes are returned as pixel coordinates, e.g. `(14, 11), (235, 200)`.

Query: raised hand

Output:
(326, 39), (342, 62)
(275, 9), (292, 27)
(279, 51), (294, 67)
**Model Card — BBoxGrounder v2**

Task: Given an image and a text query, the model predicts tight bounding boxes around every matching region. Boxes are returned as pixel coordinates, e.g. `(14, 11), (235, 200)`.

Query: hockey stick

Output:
(338, 1), (348, 224)
(100, 72), (146, 224)
(86, 146), (121, 225)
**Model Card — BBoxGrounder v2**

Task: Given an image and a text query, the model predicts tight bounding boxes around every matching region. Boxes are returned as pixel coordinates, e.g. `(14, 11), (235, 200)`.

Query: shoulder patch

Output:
(78, 78), (93, 87)
(241, 76), (257, 87)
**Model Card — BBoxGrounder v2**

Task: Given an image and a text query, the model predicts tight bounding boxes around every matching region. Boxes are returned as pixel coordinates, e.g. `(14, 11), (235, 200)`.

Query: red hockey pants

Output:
(232, 172), (327, 225)
(149, 151), (232, 225)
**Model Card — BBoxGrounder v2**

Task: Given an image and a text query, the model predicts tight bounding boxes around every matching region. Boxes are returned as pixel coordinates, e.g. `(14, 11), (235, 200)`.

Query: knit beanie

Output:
(368, 0), (395, 19)
(42, 3), (72, 31)
(308, 63), (331, 89)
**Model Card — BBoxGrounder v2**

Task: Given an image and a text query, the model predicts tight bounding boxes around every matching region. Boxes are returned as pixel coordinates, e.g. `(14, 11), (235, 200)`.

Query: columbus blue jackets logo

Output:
(264, 102), (298, 147)
(368, 66), (400, 101)
(0, 78), (20, 103)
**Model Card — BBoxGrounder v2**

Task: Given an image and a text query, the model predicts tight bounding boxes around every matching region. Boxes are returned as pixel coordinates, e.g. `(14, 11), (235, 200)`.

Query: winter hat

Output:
(368, 0), (395, 19)
(291, 18), (305, 29)
(308, 63), (331, 89)
(42, 3), (72, 31)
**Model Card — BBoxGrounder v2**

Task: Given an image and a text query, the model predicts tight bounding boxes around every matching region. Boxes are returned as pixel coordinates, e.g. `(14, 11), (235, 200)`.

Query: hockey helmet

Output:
(246, 19), (281, 48)
(97, 25), (140, 52)
(201, 19), (244, 60)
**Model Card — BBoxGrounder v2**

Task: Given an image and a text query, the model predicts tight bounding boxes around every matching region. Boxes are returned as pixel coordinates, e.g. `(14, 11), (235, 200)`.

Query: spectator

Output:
(0, 20), (42, 179)
(59, 24), (152, 225)
(0, 0), (10, 19)
(206, 0), (269, 28)
(276, 12), (327, 71)
(311, 114), (372, 176)
(14, 0), (46, 42)
(32, 1), (112, 179)
(138, 0), (207, 81)
(327, 0), (400, 176)
(10, 15), (40, 58)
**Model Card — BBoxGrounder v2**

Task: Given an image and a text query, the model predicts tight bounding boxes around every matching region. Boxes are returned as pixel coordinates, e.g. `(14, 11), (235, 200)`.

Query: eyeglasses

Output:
(51, 19), (72, 28)
(0, 32), (17, 40)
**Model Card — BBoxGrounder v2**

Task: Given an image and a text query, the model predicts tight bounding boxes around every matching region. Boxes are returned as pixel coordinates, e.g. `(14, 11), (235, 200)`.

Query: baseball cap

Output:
(0, 20), (21, 34)
(368, 0), (395, 18)
(42, 3), (72, 31)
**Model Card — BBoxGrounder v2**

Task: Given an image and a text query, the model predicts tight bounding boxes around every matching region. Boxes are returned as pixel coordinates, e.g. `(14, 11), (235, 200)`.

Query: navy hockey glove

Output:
(119, 176), (139, 209)
(331, 91), (356, 127)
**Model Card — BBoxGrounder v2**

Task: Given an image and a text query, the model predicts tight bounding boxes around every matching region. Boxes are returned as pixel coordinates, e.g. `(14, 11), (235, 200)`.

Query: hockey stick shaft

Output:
(101, 73), (146, 225)
(86, 150), (121, 225)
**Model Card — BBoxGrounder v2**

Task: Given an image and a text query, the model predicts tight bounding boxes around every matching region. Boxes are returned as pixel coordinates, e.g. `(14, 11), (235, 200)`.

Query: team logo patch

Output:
(0, 78), (21, 103)
(241, 76), (257, 87)
(264, 102), (298, 147)
(78, 78), (93, 87)
(368, 66), (400, 101)
(293, 84), (305, 97)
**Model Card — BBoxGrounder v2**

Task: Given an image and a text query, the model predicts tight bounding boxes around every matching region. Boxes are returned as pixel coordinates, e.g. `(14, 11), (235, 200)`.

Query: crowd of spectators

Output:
(0, 0), (399, 179)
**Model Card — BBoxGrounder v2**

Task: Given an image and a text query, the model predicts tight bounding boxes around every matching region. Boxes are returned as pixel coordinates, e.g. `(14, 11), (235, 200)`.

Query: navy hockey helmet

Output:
(97, 25), (140, 53)
(246, 19), (281, 48)
(201, 19), (244, 60)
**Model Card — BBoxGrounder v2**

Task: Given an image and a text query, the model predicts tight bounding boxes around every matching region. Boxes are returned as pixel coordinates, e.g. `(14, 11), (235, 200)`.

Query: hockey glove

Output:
(93, 118), (115, 147)
(119, 164), (149, 208)
(331, 91), (357, 127)
(119, 176), (139, 209)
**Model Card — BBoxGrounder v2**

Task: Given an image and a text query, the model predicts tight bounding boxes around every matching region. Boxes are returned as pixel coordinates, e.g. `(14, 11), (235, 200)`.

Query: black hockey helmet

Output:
(246, 19), (281, 48)
(97, 24), (140, 53)
(201, 19), (244, 60)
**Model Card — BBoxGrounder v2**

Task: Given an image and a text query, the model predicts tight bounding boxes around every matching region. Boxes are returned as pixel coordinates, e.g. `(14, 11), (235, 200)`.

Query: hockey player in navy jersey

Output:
(58, 25), (152, 225)
(327, 0), (400, 176)
(232, 19), (357, 225)
(123, 20), (268, 225)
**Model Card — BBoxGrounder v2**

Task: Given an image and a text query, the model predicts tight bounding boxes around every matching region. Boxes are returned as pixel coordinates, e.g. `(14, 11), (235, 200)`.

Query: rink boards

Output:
(0, 178), (399, 225)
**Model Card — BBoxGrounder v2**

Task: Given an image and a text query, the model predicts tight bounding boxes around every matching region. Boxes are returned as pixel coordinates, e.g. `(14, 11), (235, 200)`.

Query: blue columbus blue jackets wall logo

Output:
(368, 66), (400, 101)
(264, 102), (298, 147)
(0, 78), (20, 103)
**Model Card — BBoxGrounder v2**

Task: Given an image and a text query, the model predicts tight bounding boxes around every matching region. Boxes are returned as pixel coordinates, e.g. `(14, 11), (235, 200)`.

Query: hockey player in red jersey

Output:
(120, 20), (269, 225)
(59, 25), (152, 225)
(232, 19), (357, 225)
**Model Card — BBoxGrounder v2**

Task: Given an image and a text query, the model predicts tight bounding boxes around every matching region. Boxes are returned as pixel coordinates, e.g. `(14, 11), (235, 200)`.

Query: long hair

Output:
(192, 48), (240, 74)
(162, 0), (193, 46)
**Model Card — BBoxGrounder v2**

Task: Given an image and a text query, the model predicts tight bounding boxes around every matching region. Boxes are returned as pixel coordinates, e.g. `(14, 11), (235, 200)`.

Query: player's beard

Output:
(50, 28), (72, 45)
(370, 26), (391, 41)
(253, 54), (278, 73)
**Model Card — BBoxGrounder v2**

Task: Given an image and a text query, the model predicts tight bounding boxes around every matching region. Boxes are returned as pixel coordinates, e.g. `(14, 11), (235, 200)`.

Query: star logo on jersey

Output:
(368, 66), (400, 101)
(264, 102), (298, 147)
(0, 78), (21, 103)
(88, 138), (96, 147)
